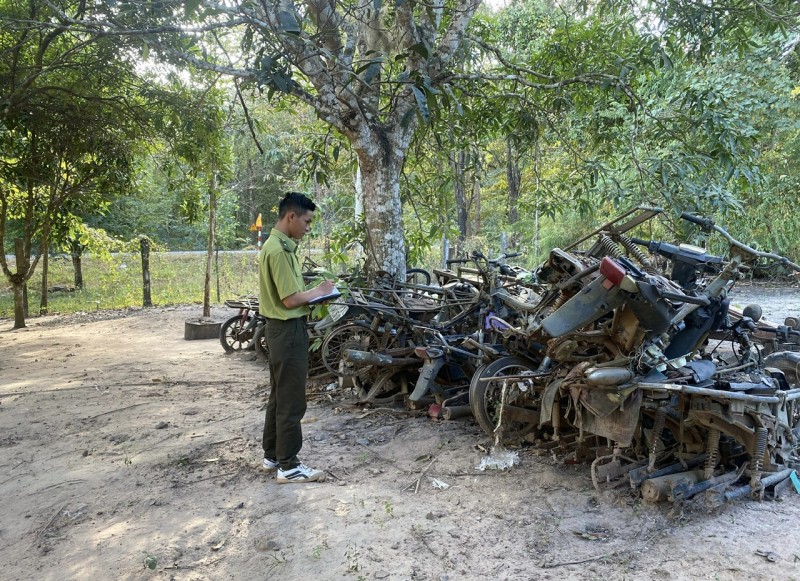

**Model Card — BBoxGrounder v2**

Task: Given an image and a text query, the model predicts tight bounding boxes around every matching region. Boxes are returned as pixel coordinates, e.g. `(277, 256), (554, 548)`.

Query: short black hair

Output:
(278, 192), (316, 218)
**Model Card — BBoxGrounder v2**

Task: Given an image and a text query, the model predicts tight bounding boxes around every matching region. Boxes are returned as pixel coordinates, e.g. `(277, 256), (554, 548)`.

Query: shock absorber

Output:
(704, 429), (721, 480)
(599, 234), (622, 258)
(748, 426), (768, 494)
(549, 291), (569, 312)
(648, 407), (667, 472)
(618, 234), (658, 274)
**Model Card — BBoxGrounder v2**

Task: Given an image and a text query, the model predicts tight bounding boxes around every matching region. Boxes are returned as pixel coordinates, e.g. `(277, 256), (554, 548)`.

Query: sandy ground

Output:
(1, 284), (799, 581)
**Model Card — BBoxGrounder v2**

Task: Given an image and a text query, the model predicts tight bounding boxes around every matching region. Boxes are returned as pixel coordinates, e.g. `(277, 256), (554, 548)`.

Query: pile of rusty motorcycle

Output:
(468, 206), (800, 506)
(315, 252), (540, 408)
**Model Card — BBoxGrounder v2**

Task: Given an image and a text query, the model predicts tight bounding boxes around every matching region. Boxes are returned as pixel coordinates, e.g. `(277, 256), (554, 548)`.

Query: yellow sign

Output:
(255, 213), (262, 229)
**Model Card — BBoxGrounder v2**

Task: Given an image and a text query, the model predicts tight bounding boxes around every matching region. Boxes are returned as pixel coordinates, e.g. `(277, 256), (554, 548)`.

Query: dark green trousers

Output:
(262, 316), (309, 470)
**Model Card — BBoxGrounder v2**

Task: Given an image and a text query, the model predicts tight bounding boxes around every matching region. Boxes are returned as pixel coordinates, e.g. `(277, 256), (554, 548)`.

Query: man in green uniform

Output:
(259, 192), (335, 483)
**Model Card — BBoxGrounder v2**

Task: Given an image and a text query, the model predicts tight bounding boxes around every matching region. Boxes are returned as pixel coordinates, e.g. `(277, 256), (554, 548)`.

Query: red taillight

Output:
(600, 256), (625, 286)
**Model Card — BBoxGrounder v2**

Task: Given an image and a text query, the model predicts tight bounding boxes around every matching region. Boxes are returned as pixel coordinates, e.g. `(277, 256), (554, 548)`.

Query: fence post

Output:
(140, 237), (152, 307)
(15, 238), (28, 319)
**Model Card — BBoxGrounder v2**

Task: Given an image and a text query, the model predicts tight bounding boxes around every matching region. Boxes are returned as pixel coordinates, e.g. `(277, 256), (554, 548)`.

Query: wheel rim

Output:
(222, 314), (255, 351)
(321, 324), (379, 376)
(471, 357), (541, 440)
(254, 323), (268, 359)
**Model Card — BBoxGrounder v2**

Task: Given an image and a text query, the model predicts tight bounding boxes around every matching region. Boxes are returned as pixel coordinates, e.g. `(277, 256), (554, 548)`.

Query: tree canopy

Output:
(2, 0), (800, 322)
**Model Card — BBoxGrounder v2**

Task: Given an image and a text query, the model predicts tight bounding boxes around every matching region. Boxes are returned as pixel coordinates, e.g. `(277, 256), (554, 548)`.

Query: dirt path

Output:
(1, 299), (799, 581)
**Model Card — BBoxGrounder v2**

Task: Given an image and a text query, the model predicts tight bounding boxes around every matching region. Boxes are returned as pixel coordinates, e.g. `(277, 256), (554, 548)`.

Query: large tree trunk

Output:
(12, 282), (25, 329)
(355, 144), (407, 279)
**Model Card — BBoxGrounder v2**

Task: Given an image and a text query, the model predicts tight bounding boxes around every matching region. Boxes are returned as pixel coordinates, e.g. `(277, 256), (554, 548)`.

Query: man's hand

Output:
(315, 279), (336, 298)
(281, 279), (337, 309)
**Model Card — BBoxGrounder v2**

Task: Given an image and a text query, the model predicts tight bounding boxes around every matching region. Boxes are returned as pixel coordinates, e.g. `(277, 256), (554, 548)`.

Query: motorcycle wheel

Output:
(320, 323), (380, 377)
(406, 268), (431, 286)
(219, 313), (257, 352)
(764, 350), (800, 386)
(469, 356), (540, 440)
(253, 322), (269, 360)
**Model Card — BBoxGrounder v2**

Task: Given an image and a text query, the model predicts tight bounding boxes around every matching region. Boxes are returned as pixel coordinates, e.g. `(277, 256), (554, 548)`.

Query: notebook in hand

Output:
(307, 288), (342, 305)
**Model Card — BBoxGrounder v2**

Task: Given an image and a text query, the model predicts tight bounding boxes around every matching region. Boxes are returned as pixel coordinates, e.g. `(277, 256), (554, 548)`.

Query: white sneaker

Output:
(262, 457), (279, 472)
(276, 464), (325, 484)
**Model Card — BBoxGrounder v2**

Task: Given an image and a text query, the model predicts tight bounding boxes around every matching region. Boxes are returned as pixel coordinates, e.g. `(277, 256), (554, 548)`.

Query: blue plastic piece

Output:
(790, 470), (800, 494)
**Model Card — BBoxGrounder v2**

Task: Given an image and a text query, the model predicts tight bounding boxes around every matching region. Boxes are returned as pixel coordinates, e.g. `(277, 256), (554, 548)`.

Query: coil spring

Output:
(618, 234), (658, 274)
(543, 291), (569, 317)
(599, 234), (622, 258)
(749, 427), (768, 480)
(647, 407), (667, 472)
(704, 429), (721, 480)
(651, 408), (666, 456)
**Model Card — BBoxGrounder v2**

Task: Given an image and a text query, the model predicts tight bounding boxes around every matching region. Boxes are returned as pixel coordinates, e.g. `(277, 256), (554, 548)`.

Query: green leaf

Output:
(411, 86), (430, 123)
(184, 0), (201, 18)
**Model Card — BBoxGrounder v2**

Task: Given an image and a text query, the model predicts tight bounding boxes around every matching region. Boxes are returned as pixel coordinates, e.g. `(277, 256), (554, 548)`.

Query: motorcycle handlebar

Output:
(680, 212), (715, 231)
(681, 212), (800, 273)
(759, 325), (800, 339)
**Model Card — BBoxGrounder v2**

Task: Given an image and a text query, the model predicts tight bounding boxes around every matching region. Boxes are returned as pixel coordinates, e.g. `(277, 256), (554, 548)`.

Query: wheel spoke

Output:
(469, 356), (542, 440)
(321, 324), (379, 376)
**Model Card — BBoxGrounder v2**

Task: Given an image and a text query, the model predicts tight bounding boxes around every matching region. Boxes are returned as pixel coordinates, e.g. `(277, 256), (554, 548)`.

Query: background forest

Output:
(2, 0), (800, 322)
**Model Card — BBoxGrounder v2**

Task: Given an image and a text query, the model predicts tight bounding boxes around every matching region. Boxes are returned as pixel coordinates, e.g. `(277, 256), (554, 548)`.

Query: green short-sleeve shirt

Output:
(258, 228), (310, 320)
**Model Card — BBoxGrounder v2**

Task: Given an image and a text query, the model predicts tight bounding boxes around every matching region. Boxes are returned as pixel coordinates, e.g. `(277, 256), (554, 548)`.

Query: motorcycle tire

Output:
(320, 323), (380, 377)
(219, 313), (257, 352)
(764, 350), (800, 386)
(469, 355), (540, 439)
(253, 322), (269, 360)
(406, 268), (432, 286)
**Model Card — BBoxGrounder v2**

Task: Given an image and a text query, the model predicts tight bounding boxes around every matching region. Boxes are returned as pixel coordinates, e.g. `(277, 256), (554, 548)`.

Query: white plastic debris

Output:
(430, 478), (451, 490)
(476, 445), (520, 471)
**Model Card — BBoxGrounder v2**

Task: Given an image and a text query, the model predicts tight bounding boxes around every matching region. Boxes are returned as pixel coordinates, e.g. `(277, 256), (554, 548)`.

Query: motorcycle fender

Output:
(541, 278), (625, 337)
(539, 378), (563, 428)
(408, 355), (446, 402)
